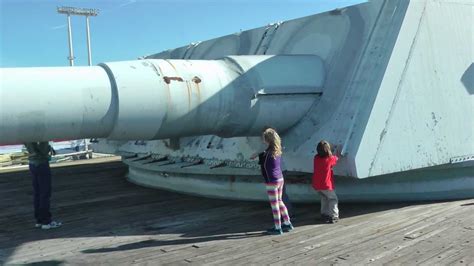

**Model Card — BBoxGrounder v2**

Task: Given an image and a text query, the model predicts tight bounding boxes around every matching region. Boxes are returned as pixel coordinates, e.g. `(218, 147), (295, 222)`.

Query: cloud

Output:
(119, 0), (137, 7)
(50, 24), (67, 30)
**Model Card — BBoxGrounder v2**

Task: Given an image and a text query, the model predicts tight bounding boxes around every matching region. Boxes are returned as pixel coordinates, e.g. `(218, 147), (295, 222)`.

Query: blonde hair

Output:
(263, 128), (282, 158)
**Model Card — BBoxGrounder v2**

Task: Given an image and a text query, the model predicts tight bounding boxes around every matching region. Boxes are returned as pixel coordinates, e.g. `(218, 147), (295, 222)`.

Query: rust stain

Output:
(191, 76), (202, 102)
(186, 81), (191, 110)
(194, 82), (201, 103)
(165, 83), (172, 110)
(163, 76), (184, 84)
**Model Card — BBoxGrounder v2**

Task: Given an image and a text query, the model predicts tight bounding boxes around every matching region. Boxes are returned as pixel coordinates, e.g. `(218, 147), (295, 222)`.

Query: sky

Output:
(0, 0), (364, 68)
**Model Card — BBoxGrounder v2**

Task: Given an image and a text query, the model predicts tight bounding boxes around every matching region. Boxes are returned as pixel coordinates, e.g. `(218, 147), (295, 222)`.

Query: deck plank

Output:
(0, 158), (472, 265)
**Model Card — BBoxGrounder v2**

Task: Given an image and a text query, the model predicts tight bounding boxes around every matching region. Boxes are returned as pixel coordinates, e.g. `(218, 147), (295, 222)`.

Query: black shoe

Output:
(325, 217), (339, 224)
(266, 227), (283, 235)
(321, 214), (330, 221)
(281, 223), (294, 232)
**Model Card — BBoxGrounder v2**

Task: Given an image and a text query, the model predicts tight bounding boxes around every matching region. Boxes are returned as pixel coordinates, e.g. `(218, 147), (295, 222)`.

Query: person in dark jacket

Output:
(258, 128), (294, 235)
(25, 142), (62, 230)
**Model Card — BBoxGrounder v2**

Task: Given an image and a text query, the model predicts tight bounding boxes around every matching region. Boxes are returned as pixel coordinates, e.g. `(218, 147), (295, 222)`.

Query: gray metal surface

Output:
(116, 0), (473, 200)
(1, 0), (472, 201)
(0, 55), (323, 141)
(139, 0), (474, 178)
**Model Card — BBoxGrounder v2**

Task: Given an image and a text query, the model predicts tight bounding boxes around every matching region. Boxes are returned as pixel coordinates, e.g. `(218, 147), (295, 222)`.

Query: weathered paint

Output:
(136, 0), (473, 178)
(1, 55), (324, 142)
(125, 157), (474, 202)
(104, 0), (473, 201)
(0, 0), (472, 201)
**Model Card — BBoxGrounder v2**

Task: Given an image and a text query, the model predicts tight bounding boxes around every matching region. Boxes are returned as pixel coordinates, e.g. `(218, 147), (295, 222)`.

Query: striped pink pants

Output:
(266, 180), (290, 229)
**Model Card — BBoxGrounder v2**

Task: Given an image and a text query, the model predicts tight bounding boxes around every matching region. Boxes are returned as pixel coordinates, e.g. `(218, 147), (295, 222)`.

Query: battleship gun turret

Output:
(1, 0), (473, 201)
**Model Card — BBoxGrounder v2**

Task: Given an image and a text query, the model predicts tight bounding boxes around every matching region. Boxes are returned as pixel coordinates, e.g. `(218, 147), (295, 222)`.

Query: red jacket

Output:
(312, 155), (338, 190)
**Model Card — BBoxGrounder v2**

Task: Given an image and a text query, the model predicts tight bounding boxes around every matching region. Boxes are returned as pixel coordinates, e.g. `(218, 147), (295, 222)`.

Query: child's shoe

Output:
(266, 227), (283, 235)
(281, 223), (294, 232)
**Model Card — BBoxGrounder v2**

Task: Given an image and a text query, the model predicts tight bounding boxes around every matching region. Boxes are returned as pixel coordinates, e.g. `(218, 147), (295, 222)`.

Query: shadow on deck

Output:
(0, 159), (472, 265)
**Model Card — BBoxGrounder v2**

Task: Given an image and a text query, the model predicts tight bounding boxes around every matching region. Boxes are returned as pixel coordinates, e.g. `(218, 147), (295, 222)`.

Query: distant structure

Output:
(57, 6), (99, 66)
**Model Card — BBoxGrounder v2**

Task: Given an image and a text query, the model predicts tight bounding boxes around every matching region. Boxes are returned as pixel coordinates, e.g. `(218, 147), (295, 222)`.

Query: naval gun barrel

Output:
(0, 55), (324, 144)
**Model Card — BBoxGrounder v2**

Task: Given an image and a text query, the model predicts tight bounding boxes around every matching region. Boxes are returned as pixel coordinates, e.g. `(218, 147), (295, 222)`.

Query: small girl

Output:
(312, 140), (339, 223)
(261, 128), (293, 235)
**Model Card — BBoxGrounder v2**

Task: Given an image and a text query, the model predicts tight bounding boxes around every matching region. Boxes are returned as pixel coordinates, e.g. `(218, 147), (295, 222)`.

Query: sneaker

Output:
(41, 221), (62, 230)
(282, 216), (296, 223)
(325, 217), (339, 224)
(266, 227), (283, 235)
(321, 214), (330, 221)
(281, 223), (294, 232)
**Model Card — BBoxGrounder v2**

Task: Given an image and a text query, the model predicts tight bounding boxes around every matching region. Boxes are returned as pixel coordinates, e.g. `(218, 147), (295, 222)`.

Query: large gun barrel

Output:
(1, 55), (325, 144)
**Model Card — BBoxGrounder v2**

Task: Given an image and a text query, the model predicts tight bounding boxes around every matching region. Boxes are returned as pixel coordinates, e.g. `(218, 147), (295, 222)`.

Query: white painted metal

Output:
(353, 0), (474, 177)
(125, 158), (474, 202)
(101, 0), (473, 201)
(0, 55), (325, 143)
(138, 0), (473, 179)
(0, 66), (114, 144)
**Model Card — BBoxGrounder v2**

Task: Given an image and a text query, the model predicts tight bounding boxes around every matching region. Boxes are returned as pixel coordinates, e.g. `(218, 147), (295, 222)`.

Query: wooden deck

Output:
(0, 159), (472, 265)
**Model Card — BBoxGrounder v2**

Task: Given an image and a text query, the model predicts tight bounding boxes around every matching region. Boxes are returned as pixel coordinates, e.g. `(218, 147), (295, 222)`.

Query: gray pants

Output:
(318, 190), (339, 218)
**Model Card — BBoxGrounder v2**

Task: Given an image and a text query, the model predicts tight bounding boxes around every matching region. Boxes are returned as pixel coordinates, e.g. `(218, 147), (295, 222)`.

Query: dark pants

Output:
(29, 163), (52, 224)
(282, 184), (294, 219)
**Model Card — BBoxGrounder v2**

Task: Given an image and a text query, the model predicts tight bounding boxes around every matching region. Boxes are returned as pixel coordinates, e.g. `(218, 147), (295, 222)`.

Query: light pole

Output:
(85, 16), (92, 66)
(66, 14), (74, 66)
(57, 6), (99, 66)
